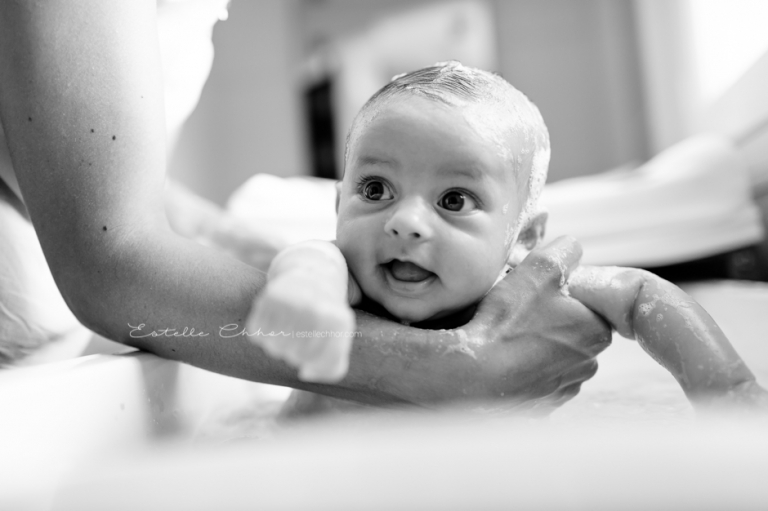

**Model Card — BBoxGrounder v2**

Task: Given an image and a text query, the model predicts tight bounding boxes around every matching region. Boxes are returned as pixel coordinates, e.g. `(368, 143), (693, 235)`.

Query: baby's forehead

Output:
(346, 99), (529, 191)
(376, 92), (524, 125)
(368, 95), (536, 168)
(354, 93), (532, 150)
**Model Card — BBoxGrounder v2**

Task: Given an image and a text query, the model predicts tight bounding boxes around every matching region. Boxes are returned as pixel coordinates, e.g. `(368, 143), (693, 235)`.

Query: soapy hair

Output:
(345, 61), (550, 236)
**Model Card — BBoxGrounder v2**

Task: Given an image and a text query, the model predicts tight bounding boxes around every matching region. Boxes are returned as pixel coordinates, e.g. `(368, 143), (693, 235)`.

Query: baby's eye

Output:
(361, 180), (393, 201)
(438, 191), (477, 212)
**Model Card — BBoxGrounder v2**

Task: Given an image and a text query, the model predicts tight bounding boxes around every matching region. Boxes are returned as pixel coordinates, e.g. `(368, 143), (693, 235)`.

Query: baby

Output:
(249, 62), (767, 412)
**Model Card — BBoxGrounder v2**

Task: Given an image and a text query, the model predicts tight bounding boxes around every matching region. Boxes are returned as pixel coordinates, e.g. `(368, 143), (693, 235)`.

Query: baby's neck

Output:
(357, 295), (478, 330)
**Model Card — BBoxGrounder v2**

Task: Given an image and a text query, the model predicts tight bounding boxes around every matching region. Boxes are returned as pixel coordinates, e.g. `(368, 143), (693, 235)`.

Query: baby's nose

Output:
(384, 198), (434, 241)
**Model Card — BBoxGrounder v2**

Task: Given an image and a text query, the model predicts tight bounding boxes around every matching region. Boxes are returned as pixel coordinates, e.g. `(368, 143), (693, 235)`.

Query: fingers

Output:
(476, 236), (582, 319)
(530, 360), (598, 411)
(515, 235), (583, 289)
(561, 358), (599, 388)
(555, 299), (613, 358)
(539, 358), (599, 400)
(546, 382), (584, 408)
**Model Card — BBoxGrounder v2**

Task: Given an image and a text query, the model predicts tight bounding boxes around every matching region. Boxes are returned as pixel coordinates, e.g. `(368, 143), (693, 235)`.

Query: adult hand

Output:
(332, 236), (611, 411)
(463, 236), (612, 411)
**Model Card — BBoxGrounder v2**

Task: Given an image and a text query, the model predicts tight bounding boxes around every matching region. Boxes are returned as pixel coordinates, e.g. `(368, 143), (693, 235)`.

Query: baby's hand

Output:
(246, 241), (356, 382)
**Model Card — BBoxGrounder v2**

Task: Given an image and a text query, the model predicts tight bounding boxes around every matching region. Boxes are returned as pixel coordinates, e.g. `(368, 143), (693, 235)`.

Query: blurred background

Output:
(166, 0), (768, 204)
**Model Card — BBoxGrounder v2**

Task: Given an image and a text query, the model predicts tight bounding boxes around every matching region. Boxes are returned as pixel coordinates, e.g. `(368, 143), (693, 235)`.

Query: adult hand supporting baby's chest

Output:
(317, 236), (612, 409)
(463, 236), (612, 410)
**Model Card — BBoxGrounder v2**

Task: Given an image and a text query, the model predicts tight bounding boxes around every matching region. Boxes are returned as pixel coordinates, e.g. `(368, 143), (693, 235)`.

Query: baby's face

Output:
(336, 96), (526, 323)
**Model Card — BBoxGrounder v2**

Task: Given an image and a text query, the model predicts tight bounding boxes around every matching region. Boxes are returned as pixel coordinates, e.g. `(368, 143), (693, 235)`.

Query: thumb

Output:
(471, 236), (584, 326)
(514, 235), (583, 290)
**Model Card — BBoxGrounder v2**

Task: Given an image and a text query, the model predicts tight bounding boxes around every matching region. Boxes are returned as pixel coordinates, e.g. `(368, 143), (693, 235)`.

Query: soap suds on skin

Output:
(442, 329), (481, 359)
(638, 292), (693, 317)
(569, 266), (628, 291)
(504, 222), (515, 246)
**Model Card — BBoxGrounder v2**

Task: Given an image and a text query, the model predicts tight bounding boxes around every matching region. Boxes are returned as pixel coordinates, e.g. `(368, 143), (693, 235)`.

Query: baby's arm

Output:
(246, 240), (359, 383)
(568, 266), (767, 409)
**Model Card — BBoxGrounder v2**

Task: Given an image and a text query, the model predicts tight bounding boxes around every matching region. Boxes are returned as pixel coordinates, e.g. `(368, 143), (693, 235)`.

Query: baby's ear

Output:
(508, 211), (548, 266)
(518, 210), (548, 250)
(335, 181), (342, 214)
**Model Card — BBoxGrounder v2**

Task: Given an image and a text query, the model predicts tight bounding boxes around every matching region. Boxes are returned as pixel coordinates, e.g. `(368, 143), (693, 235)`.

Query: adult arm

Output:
(0, 0), (609, 407)
(0, 0), (282, 385)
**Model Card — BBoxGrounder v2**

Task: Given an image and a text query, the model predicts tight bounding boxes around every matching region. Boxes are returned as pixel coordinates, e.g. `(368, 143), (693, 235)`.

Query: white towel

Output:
(542, 134), (764, 266)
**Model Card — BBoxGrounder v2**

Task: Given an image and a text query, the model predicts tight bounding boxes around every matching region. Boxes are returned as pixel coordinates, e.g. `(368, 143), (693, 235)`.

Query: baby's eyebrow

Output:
(357, 155), (398, 168)
(437, 166), (483, 180)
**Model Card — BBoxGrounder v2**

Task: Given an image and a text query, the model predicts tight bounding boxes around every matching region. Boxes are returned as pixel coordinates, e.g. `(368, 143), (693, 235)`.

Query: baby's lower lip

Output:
(384, 260), (435, 282)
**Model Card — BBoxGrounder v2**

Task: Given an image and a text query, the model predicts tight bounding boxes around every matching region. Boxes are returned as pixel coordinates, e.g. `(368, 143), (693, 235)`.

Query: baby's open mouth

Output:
(383, 259), (435, 283)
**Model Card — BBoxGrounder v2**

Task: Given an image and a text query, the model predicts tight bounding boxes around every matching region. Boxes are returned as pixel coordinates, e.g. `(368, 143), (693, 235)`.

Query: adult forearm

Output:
(0, 0), (285, 386)
(55, 226), (458, 404)
(59, 226), (292, 381)
(295, 310), (466, 406)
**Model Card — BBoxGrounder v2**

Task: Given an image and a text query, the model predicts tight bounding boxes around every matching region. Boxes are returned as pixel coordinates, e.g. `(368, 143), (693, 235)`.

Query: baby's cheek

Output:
(336, 222), (372, 282)
(334, 215), (356, 258)
(449, 244), (500, 294)
(336, 236), (358, 270)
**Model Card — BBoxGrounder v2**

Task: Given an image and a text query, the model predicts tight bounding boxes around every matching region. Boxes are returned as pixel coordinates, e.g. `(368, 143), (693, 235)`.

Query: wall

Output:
(169, 0), (651, 204)
(168, 0), (307, 206)
(496, 0), (650, 182)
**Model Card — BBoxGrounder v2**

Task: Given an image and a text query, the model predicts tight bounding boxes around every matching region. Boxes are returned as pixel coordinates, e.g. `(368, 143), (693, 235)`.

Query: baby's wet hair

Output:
(345, 60), (550, 236)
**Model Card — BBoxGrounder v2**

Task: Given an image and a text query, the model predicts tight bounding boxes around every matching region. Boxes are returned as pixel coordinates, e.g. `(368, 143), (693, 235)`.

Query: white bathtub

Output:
(1, 280), (767, 510)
